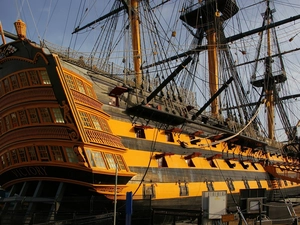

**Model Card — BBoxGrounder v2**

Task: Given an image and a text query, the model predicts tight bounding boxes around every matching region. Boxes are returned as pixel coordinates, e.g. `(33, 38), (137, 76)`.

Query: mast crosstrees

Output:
(180, 0), (239, 116)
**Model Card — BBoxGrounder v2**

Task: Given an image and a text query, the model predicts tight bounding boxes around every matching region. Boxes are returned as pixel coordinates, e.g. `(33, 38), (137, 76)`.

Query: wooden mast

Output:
(0, 21), (6, 44)
(207, 27), (219, 116)
(179, 0), (239, 117)
(128, 0), (143, 88)
(250, 0), (289, 140)
(265, 0), (275, 140)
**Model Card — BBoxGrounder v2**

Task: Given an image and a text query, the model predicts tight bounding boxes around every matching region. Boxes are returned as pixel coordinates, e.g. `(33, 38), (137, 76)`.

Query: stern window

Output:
(29, 71), (40, 85)
(18, 110), (29, 125)
(38, 146), (50, 161)
(10, 113), (18, 128)
(93, 151), (107, 168)
(66, 147), (78, 163)
(105, 153), (116, 169)
(80, 111), (91, 127)
(85, 149), (96, 167)
(52, 108), (65, 123)
(39, 108), (52, 123)
(99, 119), (111, 133)
(27, 146), (38, 161)
(91, 115), (102, 130)
(50, 146), (64, 161)
(19, 72), (29, 87)
(40, 70), (51, 84)
(116, 155), (127, 171)
(18, 148), (27, 162)
(10, 74), (19, 89)
(1, 155), (6, 168)
(6, 152), (11, 166)
(11, 150), (19, 164)
(4, 116), (12, 130)
(3, 79), (10, 92)
(28, 108), (40, 123)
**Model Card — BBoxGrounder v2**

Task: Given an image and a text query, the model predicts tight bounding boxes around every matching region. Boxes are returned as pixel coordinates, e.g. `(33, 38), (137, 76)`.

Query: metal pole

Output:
(259, 201), (262, 225)
(236, 206), (248, 225)
(114, 163), (118, 225)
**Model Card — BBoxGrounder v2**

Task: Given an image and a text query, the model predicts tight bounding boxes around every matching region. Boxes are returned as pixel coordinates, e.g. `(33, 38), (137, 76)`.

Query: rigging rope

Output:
(25, 0), (41, 41)
(200, 100), (265, 147)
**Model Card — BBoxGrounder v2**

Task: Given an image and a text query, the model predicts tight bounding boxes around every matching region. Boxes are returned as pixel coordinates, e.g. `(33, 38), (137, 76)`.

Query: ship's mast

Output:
(71, 0), (143, 88)
(207, 25), (219, 116)
(179, 0), (239, 117)
(0, 21), (6, 44)
(265, 0), (275, 140)
(251, 0), (289, 140)
(128, 0), (143, 88)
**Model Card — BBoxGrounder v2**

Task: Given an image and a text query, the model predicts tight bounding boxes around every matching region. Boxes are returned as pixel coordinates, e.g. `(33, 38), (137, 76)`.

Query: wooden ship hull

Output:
(1, 1), (300, 224)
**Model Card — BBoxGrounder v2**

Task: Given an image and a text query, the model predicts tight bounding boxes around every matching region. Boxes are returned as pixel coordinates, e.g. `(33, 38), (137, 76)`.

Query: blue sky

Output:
(0, 0), (112, 49)
(2, 0), (70, 44)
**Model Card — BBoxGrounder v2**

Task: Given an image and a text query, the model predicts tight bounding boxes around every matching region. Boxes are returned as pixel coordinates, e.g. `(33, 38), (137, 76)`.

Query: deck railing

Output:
(41, 40), (125, 79)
